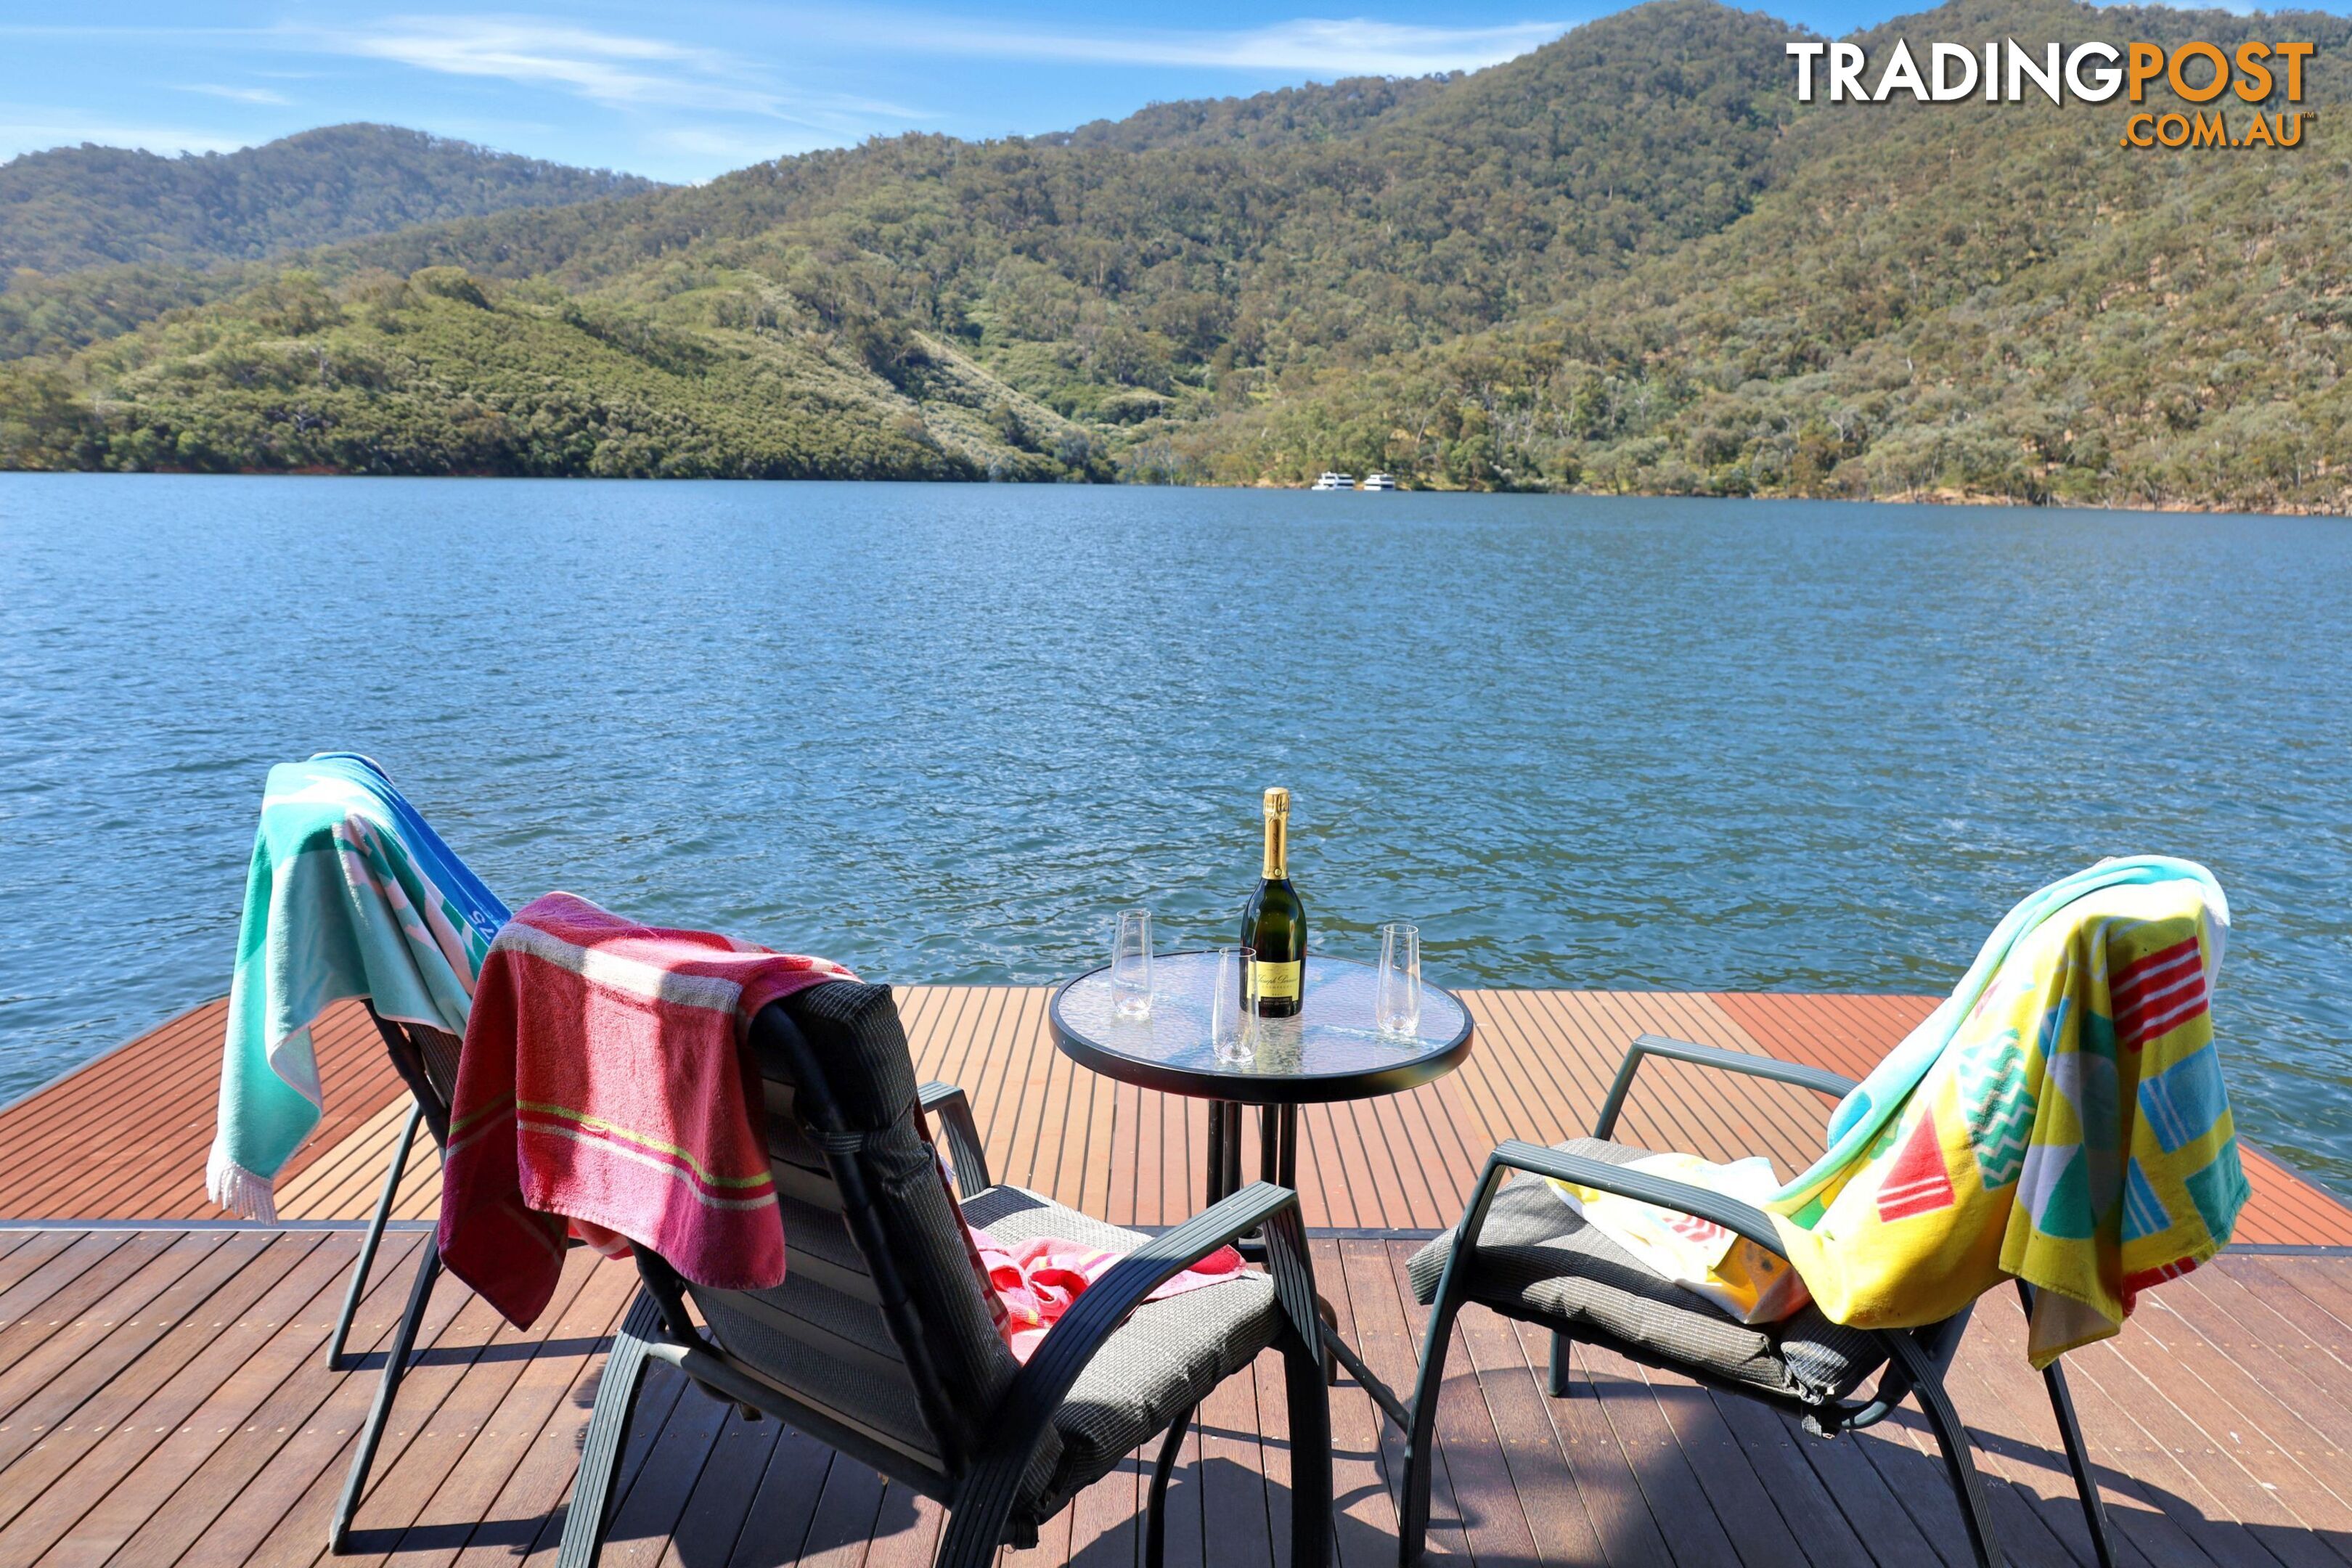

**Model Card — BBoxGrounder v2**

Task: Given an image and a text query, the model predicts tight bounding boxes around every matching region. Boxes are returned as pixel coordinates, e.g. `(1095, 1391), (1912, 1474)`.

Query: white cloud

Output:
(852, 15), (1570, 75)
(303, 14), (931, 139)
(176, 83), (293, 105)
(825, 94), (934, 122)
(319, 15), (785, 116)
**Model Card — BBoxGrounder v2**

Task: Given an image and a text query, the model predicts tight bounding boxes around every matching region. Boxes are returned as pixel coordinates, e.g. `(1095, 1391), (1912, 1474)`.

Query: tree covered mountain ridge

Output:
(1, 123), (662, 276)
(1, 0), (2345, 511)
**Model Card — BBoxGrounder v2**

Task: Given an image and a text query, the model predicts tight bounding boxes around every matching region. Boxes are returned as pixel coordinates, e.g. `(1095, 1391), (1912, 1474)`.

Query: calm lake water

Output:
(3, 476), (2348, 1193)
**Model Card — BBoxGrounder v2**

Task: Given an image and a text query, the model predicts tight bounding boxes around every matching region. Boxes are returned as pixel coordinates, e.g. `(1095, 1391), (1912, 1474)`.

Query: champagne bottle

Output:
(1241, 786), (1307, 1018)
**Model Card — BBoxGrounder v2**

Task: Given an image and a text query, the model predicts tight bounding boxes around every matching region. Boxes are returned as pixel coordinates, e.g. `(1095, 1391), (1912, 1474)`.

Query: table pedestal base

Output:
(1202, 1100), (1410, 1429)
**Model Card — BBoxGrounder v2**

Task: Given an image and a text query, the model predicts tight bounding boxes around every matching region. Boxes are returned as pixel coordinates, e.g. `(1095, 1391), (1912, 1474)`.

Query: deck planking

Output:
(0, 1227), (2348, 1567)
(2, 983), (2348, 1563)
(4, 988), (2343, 1244)
(0, 999), (404, 1226)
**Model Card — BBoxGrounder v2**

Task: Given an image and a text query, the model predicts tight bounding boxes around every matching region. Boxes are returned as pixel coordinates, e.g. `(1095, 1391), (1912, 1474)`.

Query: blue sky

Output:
(0, 0), (2298, 183)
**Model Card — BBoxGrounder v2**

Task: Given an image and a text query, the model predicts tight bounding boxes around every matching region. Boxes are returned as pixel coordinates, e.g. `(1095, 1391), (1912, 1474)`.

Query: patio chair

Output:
(1397, 1034), (2118, 1568)
(554, 976), (1334, 1568)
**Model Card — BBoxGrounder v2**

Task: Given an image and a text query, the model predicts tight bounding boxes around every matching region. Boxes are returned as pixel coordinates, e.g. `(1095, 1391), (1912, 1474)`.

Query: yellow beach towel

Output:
(1767, 857), (2247, 1365)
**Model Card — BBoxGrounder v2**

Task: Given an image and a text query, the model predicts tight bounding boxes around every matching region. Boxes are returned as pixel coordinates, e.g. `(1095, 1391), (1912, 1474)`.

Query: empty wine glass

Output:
(1211, 945), (1257, 1065)
(1111, 907), (1153, 1021)
(1377, 923), (1422, 1038)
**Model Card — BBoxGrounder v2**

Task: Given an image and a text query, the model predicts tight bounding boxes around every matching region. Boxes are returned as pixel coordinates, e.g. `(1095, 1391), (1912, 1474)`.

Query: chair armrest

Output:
(918, 1080), (992, 1197)
(1492, 1139), (1787, 1258)
(1595, 1033), (1858, 1140)
(952, 1182), (1316, 1532)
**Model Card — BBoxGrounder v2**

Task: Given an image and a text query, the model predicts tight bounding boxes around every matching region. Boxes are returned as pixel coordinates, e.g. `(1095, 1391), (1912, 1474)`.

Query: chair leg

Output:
(2041, 1359), (2118, 1568)
(2017, 1283), (2117, 1568)
(1891, 1334), (2006, 1568)
(1284, 1326), (1335, 1568)
(1547, 1331), (1573, 1398)
(328, 1230), (441, 1553)
(1396, 1297), (1461, 1568)
(554, 1291), (663, 1568)
(934, 1490), (1017, 1568)
(327, 1100), (424, 1371)
(1144, 1405), (1193, 1568)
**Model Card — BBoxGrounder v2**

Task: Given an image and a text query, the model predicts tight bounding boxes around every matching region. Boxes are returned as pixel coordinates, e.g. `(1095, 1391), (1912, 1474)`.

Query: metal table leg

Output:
(1204, 1101), (1228, 1204)
(1204, 1099), (1250, 1205)
(1205, 1097), (1409, 1427)
(1222, 1101), (1243, 1197)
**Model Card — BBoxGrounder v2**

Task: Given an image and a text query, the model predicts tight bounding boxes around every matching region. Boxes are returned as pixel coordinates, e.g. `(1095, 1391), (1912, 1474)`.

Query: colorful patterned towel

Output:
(970, 1228), (1250, 1363)
(1550, 1153), (1813, 1324)
(1766, 857), (2245, 1365)
(207, 754), (507, 1221)
(438, 892), (854, 1328)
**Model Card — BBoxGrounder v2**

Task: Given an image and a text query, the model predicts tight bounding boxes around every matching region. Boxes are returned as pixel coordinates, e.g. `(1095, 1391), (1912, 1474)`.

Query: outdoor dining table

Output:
(1048, 949), (1475, 1426)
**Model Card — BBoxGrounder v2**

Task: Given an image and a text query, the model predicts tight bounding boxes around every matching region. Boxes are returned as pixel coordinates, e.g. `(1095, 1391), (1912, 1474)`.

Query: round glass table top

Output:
(1048, 952), (1474, 1103)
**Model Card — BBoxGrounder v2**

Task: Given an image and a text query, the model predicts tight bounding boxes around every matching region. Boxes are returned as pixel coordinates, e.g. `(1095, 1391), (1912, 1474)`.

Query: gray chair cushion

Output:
(1406, 1138), (1885, 1405)
(961, 1185), (1284, 1523)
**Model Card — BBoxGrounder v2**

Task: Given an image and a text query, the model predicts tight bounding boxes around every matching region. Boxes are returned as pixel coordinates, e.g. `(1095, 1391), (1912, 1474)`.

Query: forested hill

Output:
(0, 124), (661, 276)
(1045, 73), (1455, 151)
(1, 0), (2347, 510)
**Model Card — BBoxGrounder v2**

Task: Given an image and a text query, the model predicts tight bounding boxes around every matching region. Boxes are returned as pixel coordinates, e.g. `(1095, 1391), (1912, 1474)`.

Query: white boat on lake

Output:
(1362, 473), (1397, 491)
(1310, 471), (1355, 491)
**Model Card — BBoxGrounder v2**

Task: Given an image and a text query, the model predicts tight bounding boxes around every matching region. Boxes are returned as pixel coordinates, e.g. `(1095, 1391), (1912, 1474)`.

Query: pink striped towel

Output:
(438, 891), (852, 1328)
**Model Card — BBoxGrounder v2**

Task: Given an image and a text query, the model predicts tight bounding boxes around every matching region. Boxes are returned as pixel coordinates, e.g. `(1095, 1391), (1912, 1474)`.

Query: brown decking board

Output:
(1, 1227), (2348, 1567)
(4, 989), (2348, 1246)
(0, 998), (404, 1224)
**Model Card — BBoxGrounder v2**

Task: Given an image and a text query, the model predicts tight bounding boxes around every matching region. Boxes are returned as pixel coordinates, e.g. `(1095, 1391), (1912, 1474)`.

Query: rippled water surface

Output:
(4, 476), (2348, 1191)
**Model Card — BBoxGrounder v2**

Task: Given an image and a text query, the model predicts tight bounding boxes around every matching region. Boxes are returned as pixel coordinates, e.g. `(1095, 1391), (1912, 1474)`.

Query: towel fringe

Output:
(205, 1138), (280, 1223)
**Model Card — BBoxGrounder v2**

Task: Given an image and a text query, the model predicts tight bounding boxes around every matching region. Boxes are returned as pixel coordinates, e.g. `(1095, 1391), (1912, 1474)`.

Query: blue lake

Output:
(2, 475), (2347, 1193)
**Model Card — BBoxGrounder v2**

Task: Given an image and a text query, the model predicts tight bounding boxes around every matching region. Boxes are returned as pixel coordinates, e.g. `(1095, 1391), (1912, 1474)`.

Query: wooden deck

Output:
(3, 1226), (2351, 1568)
(4, 989), (2345, 1244)
(1, 987), (2348, 1567)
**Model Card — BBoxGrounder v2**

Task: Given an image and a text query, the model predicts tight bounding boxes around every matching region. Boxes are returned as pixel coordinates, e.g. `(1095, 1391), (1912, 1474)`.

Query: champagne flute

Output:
(1211, 945), (1257, 1065)
(1377, 923), (1421, 1038)
(1111, 907), (1153, 1021)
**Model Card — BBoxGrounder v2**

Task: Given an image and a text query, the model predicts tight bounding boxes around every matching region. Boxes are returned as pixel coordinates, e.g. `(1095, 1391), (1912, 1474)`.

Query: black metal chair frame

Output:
(557, 1077), (1334, 1568)
(322, 1011), (447, 1373)
(319, 1008), (454, 1554)
(324, 1005), (586, 1553)
(1399, 1033), (2120, 1568)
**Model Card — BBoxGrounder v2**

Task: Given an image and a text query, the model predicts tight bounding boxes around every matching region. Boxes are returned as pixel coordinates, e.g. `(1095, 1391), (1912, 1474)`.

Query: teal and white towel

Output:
(205, 754), (509, 1220)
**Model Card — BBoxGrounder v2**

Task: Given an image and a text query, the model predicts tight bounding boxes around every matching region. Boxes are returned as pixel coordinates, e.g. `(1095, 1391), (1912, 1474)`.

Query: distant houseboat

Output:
(1310, 471), (1355, 491)
(1362, 473), (1397, 491)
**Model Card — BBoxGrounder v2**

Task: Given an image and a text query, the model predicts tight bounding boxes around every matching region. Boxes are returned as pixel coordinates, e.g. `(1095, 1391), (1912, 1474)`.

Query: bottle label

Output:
(1254, 960), (1302, 1003)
